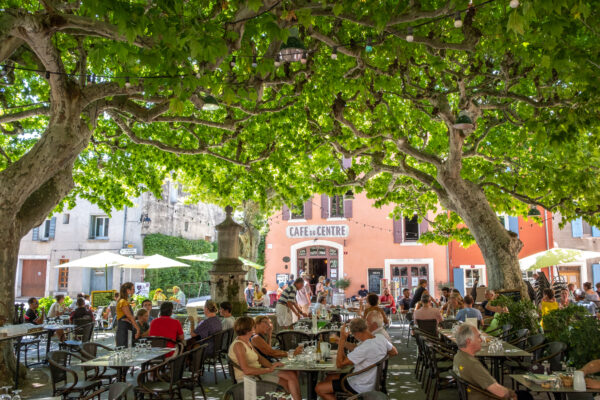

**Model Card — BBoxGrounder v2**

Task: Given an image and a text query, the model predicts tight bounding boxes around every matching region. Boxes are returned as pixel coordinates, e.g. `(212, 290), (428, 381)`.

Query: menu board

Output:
(497, 289), (522, 302)
(368, 268), (384, 294)
(91, 290), (116, 308)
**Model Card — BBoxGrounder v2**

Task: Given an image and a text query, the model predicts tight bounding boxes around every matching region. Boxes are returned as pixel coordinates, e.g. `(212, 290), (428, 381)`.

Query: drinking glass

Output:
(287, 349), (295, 362)
(0, 386), (11, 400)
(11, 389), (21, 400)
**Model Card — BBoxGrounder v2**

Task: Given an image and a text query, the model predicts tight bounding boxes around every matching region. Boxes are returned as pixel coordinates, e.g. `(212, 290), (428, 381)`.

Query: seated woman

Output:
(361, 293), (389, 326)
(250, 316), (303, 361)
(314, 295), (328, 317)
(153, 288), (167, 302)
(229, 316), (301, 400)
(539, 288), (559, 329)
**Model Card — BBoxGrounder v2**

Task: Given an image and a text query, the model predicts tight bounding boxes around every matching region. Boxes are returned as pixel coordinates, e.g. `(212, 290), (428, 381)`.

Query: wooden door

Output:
(559, 266), (581, 288)
(21, 259), (47, 297)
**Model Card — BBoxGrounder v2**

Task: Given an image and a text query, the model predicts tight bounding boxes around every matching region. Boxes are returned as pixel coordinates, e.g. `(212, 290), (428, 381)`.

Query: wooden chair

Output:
(181, 343), (208, 400)
(275, 331), (312, 351)
(415, 319), (438, 337)
(222, 380), (287, 400)
(47, 350), (101, 398)
(80, 342), (119, 384)
(451, 371), (503, 400)
(134, 351), (188, 399)
(60, 317), (94, 353)
(81, 382), (132, 400)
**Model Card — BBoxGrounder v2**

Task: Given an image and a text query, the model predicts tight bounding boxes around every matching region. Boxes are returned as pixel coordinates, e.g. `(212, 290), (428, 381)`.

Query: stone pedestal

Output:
(209, 206), (248, 316)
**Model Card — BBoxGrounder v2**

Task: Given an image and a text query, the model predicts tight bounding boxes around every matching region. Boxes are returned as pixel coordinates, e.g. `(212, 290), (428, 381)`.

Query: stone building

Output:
(16, 181), (224, 299)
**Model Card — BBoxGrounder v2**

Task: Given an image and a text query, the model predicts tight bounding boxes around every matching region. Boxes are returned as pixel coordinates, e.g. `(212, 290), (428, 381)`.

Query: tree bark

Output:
(238, 201), (262, 262)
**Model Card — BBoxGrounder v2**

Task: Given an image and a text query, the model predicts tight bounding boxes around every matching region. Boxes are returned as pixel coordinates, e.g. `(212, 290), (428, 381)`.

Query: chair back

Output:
(168, 351), (188, 387)
(47, 351), (70, 388)
(544, 341), (567, 371)
(439, 319), (458, 329)
(222, 380), (286, 400)
(347, 391), (389, 400)
(416, 319), (438, 336)
(227, 355), (241, 384)
(190, 343), (208, 377)
(528, 333), (546, 348)
(73, 317), (94, 343)
(275, 331), (312, 351)
(450, 370), (503, 400)
(108, 382), (132, 400)
(146, 335), (177, 348)
(221, 328), (234, 353)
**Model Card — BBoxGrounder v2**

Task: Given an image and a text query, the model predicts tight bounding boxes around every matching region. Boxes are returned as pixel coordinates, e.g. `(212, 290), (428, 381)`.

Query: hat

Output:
(155, 288), (163, 292)
(173, 286), (180, 290)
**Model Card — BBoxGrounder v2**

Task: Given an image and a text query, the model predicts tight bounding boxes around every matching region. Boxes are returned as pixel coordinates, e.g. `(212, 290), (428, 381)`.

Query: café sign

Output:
(286, 224), (349, 238)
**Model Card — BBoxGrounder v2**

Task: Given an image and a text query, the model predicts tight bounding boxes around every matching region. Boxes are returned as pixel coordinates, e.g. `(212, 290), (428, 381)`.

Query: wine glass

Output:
(287, 349), (295, 362)
(11, 389), (22, 400)
(0, 386), (11, 400)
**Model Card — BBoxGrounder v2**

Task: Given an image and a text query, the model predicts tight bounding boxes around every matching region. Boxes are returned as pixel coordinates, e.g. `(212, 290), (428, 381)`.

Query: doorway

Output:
(309, 258), (328, 285)
(21, 259), (47, 297)
(558, 266), (581, 288)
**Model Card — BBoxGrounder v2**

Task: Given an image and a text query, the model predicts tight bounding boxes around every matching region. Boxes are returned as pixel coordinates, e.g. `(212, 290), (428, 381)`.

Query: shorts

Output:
(331, 373), (358, 394)
(276, 303), (293, 327)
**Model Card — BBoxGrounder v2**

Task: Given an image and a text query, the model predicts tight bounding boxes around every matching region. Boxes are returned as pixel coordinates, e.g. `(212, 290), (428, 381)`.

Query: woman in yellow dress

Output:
(153, 288), (167, 302)
(539, 288), (559, 329)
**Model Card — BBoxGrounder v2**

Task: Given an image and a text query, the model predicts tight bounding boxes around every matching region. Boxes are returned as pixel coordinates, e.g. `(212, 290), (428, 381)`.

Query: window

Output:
(465, 269), (480, 289)
(291, 204), (304, 219)
(43, 219), (51, 239)
(184, 221), (189, 232)
(63, 214), (70, 224)
(404, 215), (419, 241)
(32, 217), (56, 241)
(330, 195), (344, 218)
(58, 259), (69, 290)
(89, 216), (109, 239)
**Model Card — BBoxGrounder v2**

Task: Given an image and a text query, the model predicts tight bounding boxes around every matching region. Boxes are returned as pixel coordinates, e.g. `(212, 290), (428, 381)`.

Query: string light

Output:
(252, 56), (257, 68)
(406, 27), (414, 42)
(274, 54), (281, 67)
(230, 56), (236, 68)
(365, 37), (373, 53)
(454, 12), (463, 28)
(300, 51), (307, 64)
(509, 0), (519, 8)
(331, 47), (338, 60)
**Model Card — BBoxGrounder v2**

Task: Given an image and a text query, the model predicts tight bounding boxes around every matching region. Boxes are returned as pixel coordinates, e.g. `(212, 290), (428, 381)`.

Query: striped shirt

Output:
(277, 285), (297, 306)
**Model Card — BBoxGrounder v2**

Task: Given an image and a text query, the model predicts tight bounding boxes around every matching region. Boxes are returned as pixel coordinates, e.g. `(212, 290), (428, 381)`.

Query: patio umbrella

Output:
(120, 254), (190, 269)
(519, 248), (600, 271)
(53, 251), (146, 290)
(178, 252), (264, 269)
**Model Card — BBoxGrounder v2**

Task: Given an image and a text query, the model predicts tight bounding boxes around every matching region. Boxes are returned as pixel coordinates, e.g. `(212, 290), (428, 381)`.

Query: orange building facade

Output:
(264, 193), (449, 298)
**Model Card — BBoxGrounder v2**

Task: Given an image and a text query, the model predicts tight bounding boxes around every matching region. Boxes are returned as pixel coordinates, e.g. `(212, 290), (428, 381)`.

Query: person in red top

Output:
(148, 301), (184, 357)
(379, 287), (396, 315)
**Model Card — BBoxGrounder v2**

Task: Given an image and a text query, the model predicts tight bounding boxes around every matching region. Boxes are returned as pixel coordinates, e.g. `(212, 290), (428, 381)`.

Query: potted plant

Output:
(335, 278), (351, 292)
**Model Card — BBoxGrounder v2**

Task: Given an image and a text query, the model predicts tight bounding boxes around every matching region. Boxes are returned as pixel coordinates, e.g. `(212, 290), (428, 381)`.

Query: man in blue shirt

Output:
(575, 290), (598, 316)
(456, 295), (483, 323)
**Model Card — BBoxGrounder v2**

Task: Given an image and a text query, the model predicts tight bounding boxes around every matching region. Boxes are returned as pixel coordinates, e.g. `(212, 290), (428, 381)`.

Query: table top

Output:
(439, 329), (532, 358)
(276, 353), (351, 373)
(79, 347), (172, 368)
(278, 328), (340, 336)
(0, 328), (48, 342)
(510, 374), (600, 393)
(44, 324), (75, 330)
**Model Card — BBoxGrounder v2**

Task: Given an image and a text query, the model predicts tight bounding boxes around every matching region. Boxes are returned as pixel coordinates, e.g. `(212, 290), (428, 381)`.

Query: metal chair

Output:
(81, 382), (132, 400)
(15, 335), (41, 367)
(451, 371), (503, 400)
(222, 380), (287, 400)
(47, 350), (102, 398)
(275, 331), (312, 351)
(199, 330), (228, 383)
(134, 350), (188, 399)
(60, 317), (94, 353)
(337, 355), (388, 399)
(80, 342), (119, 384)
(415, 319), (438, 337)
(181, 343), (208, 400)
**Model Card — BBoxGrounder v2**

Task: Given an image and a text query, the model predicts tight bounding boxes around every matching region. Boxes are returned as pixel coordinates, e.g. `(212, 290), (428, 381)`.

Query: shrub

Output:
(491, 296), (540, 334)
(335, 278), (351, 290)
(38, 295), (73, 313)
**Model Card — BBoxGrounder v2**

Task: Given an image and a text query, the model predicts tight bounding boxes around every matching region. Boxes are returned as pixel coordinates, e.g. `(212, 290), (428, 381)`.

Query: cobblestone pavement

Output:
(18, 321), (588, 399)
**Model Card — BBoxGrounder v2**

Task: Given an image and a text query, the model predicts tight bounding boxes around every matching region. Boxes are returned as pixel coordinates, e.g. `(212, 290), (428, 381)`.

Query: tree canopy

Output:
(1, 0), (599, 291)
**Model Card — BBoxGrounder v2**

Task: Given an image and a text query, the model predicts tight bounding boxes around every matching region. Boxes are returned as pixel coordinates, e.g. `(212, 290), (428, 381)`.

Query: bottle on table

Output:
(316, 339), (322, 362)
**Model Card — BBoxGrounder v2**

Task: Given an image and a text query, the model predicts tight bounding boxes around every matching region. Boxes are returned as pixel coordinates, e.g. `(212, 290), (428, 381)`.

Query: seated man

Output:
(453, 324), (532, 400)
(315, 319), (397, 399)
(135, 308), (150, 338)
(479, 289), (507, 316)
(573, 289), (598, 316)
(357, 284), (369, 300)
(25, 297), (44, 325)
(398, 288), (412, 312)
(379, 287), (396, 315)
(189, 300), (222, 356)
(70, 297), (94, 322)
(171, 286), (186, 305)
(455, 295), (483, 323)
(413, 294), (442, 324)
(149, 301), (184, 355)
(219, 301), (235, 330)
(141, 299), (154, 322)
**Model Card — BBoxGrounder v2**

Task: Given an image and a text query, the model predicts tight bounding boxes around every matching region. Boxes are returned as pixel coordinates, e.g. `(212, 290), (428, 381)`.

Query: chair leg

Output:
(36, 342), (40, 364)
(213, 361), (218, 383)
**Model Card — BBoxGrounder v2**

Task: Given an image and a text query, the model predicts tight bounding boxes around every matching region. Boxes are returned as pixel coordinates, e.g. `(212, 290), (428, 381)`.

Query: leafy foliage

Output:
(335, 278), (351, 290)
(492, 296), (540, 334)
(38, 296), (73, 314)
(542, 305), (590, 341)
(143, 234), (215, 300)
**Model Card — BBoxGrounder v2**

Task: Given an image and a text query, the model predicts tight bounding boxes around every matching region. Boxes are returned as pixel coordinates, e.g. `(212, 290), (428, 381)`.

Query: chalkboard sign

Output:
(497, 289), (522, 302)
(368, 268), (384, 294)
(91, 290), (116, 308)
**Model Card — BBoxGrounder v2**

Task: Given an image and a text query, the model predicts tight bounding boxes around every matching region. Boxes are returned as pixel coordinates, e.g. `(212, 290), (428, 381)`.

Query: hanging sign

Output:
(286, 225), (349, 238)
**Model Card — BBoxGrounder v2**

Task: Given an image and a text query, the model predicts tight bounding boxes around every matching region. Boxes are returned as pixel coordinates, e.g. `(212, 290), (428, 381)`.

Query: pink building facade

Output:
(264, 193), (449, 298)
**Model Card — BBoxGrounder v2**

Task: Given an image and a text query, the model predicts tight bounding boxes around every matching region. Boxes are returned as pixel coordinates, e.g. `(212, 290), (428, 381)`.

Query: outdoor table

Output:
(439, 328), (532, 381)
(79, 347), (173, 381)
(276, 351), (352, 400)
(510, 374), (600, 400)
(43, 323), (75, 356)
(278, 328), (340, 339)
(0, 328), (48, 389)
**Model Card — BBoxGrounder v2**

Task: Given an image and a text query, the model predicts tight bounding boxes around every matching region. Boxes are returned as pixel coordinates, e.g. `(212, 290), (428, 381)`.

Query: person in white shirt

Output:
(220, 301), (236, 330)
(315, 318), (397, 399)
(296, 273), (312, 315)
(367, 310), (392, 342)
(48, 294), (67, 318)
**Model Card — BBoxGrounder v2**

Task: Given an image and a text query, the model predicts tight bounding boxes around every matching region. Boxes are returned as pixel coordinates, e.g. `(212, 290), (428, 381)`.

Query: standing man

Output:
(453, 324), (533, 400)
(296, 273), (313, 316)
(410, 279), (428, 309)
(244, 281), (254, 307)
(276, 278), (307, 329)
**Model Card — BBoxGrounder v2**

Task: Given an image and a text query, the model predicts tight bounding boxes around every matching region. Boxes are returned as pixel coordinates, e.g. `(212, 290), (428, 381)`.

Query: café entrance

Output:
(297, 245), (339, 287)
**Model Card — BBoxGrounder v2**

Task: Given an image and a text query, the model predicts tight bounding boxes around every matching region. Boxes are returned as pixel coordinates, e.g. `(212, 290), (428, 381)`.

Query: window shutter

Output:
(593, 226), (600, 237)
(508, 216), (519, 237)
(453, 268), (465, 296)
(342, 157), (352, 169)
(321, 194), (329, 219)
(393, 218), (402, 243)
(48, 217), (56, 239)
(343, 198), (353, 218)
(89, 216), (95, 239)
(104, 218), (109, 237)
(304, 201), (312, 220)
(282, 205), (290, 221)
(32, 227), (39, 241)
(419, 217), (429, 238)
(571, 217), (583, 238)
(593, 264), (600, 286)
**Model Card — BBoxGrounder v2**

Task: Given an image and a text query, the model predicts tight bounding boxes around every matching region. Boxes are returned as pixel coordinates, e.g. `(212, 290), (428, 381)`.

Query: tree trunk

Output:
(238, 201), (262, 262)
(440, 175), (525, 295)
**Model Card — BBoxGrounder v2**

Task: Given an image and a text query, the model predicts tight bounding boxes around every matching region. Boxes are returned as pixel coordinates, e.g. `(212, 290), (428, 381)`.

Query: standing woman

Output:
(315, 276), (326, 299)
(116, 282), (140, 347)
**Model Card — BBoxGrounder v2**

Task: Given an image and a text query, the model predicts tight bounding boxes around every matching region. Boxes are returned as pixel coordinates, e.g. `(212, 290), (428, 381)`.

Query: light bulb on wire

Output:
(301, 51), (307, 64)
(274, 54), (281, 67)
(454, 12), (463, 28)
(331, 47), (338, 60)
(252, 56), (257, 68)
(230, 56), (236, 68)
(509, 0), (519, 8)
(365, 37), (373, 52)
(406, 27), (414, 42)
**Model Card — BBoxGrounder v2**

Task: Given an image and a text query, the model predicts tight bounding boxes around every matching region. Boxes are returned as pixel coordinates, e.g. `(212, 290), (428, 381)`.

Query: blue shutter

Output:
(508, 216), (519, 237)
(453, 268), (465, 296)
(593, 264), (600, 287)
(571, 218), (583, 238)
(592, 226), (600, 237)
(48, 217), (56, 239)
(32, 227), (39, 241)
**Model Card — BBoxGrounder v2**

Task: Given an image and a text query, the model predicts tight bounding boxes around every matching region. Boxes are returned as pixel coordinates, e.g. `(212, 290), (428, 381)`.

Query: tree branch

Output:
(0, 106), (50, 123)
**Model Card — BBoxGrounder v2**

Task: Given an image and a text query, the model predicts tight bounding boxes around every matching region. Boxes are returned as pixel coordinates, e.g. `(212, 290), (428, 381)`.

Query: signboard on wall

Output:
(91, 290), (115, 308)
(286, 225), (349, 238)
(276, 274), (289, 285)
(368, 268), (384, 294)
(135, 282), (150, 296)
